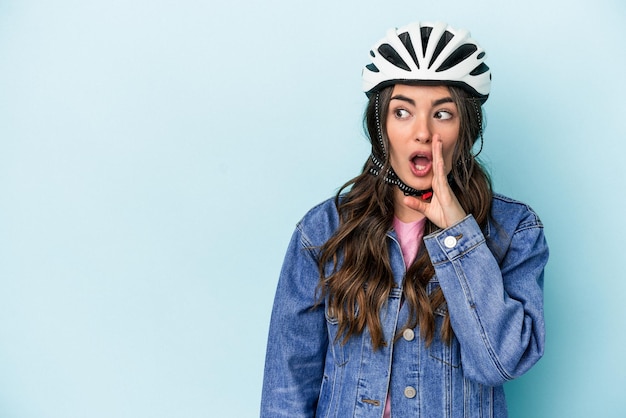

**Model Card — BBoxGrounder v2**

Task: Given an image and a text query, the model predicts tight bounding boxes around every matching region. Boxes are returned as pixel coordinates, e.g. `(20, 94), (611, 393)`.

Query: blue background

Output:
(1, 0), (625, 417)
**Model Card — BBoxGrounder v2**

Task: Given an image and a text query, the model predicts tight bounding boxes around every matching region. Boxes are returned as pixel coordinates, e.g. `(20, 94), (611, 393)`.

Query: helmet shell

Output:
(362, 21), (491, 102)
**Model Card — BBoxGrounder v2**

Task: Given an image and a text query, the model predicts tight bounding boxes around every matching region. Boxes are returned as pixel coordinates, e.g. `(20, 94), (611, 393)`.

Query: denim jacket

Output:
(261, 194), (548, 417)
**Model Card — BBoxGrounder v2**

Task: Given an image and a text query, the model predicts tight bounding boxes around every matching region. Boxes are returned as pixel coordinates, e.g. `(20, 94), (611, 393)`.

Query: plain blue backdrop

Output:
(1, 0), (625, 416)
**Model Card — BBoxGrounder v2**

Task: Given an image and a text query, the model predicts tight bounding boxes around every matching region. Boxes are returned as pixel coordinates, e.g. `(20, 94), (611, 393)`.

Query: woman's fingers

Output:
(403, 195), (427, 214)
(431, 135), (448, 193)
(430, 135), (467, 227)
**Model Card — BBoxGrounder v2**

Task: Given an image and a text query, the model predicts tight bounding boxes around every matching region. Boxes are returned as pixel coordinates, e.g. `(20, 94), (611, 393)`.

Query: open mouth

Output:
(412, 155), (431, 171)
(410, 152), (432, 176)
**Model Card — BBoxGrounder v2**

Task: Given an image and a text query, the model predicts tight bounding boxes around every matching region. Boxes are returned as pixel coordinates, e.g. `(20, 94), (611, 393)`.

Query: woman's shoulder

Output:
(490, 193), (544, 230)
(300, 196), (340, 221)
(295, 196), (342, 245)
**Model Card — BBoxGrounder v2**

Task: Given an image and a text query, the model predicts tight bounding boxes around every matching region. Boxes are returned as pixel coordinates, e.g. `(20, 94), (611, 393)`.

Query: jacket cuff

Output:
(423, 215), (485, 264)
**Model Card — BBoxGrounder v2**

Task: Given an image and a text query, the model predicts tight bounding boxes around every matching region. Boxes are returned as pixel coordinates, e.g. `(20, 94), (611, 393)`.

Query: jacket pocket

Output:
(428, 304), (461, 368)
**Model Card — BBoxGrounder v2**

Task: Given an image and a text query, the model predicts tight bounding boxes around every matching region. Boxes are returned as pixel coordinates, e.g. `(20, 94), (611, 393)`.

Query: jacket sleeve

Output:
(423, 214), (548, 386)
(260, 223), (328, 417)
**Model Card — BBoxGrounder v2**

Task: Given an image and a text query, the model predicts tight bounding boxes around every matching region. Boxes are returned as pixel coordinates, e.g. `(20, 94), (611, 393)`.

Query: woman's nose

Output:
(414, 117), (431, 143)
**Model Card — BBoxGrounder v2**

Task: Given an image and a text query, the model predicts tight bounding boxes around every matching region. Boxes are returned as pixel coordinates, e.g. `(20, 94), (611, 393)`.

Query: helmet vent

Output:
(429, 30), (454, 68)
(378, 43), (410, 71)
(470, 63), (490, 76)
(398, 31), (419, 69)
(437, 44), (477, 72)
(420, 26), (433, 56)
(366, 63), (380, 73)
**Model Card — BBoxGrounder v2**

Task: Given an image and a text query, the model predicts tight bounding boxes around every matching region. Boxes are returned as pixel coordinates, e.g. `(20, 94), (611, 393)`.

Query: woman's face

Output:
(386, 84), (460, 193)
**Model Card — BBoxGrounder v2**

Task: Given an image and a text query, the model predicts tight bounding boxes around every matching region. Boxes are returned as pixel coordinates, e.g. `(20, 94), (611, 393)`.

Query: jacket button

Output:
(403, 328), (415, 341)
(404, 386), (417, 399)
(443, 236), (457, 248)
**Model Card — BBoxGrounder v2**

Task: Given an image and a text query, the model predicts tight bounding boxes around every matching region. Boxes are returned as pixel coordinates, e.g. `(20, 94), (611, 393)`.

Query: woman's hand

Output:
(403, 135), (466, 229)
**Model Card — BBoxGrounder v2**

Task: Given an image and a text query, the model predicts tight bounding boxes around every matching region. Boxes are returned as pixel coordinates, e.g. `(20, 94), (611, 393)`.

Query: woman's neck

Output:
(393, 188), (426, 223)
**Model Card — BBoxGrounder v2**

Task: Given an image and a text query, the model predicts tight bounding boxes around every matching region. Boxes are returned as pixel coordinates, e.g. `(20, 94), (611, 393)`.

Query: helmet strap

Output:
(368, 154), (434, 199)
(374, 92), (386, 158)
(471, 98), (484, 159)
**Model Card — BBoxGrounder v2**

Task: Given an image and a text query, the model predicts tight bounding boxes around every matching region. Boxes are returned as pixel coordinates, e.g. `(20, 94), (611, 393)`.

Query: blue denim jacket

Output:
(261, 194), (548, 417)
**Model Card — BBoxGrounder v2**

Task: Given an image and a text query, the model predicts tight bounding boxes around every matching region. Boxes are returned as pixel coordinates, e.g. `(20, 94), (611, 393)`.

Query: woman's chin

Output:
(405, 178), (433, 192)
(392, 169), (433, 193)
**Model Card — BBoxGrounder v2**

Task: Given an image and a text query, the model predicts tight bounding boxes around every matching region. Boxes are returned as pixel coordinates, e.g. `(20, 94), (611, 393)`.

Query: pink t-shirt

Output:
(392, 216), (426, 267)
(384, 216), (426, 417)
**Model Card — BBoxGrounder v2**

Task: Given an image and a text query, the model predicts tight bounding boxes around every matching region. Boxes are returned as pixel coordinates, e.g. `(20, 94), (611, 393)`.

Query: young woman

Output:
(261, 20), (549, 417)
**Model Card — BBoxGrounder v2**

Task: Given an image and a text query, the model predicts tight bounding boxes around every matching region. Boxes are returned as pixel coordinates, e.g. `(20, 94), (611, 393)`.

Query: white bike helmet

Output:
(362, 21), (491, 102)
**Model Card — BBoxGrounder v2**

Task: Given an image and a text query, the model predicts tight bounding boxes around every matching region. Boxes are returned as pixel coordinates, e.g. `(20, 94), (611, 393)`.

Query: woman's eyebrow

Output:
(390, 95), (454, 107)
(432, 97), (454, 106)
(390, 95), (415, 105)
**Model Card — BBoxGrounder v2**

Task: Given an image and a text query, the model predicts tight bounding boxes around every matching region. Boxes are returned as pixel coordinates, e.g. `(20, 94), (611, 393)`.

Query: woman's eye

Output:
(434, 110), (453, 120)
(394, 109), (410, 119)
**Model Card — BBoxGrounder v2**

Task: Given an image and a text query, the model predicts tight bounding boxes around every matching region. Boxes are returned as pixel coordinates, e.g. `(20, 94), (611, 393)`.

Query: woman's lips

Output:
(410, 152), (432, 177)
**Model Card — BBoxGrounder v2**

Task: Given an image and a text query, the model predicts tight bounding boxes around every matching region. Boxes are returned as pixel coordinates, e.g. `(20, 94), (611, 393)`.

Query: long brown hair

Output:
(317, 84), (492, 350)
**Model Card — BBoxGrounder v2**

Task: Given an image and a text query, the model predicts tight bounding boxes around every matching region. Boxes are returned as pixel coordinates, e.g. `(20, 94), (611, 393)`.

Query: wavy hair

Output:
(317, 85), (492, 349)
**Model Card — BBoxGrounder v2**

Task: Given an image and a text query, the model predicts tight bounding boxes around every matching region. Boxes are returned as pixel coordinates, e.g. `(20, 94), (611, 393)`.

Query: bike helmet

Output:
(362, 21), (491, 103)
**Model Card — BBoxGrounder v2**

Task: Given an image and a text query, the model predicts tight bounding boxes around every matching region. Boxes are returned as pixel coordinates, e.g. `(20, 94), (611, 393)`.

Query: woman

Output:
(261, 20), (548, 417)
